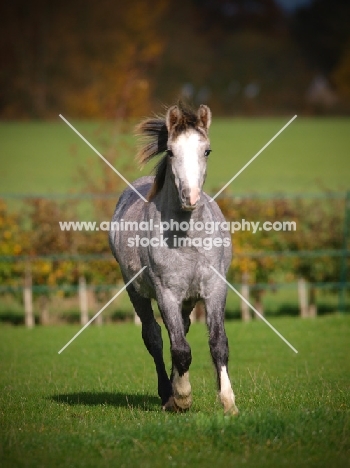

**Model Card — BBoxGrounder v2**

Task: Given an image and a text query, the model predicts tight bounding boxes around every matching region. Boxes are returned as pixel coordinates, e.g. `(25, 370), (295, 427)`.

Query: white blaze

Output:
(174, 131), (201, 204)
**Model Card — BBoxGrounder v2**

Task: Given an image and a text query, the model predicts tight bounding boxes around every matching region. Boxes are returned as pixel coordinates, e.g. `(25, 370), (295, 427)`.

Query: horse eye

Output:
(204, 149), (211, 157)
(167, 149), (174, 157)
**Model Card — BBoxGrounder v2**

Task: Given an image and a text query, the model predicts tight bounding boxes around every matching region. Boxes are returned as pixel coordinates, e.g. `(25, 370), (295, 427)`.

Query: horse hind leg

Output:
(126, 284), (172, 407)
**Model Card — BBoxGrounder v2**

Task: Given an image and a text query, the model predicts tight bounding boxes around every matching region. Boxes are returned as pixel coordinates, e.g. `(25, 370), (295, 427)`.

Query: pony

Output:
(109, 102), (238, 414)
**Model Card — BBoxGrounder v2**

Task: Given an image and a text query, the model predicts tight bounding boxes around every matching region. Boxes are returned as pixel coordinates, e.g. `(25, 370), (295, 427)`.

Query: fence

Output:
(0, 191), (349, 326)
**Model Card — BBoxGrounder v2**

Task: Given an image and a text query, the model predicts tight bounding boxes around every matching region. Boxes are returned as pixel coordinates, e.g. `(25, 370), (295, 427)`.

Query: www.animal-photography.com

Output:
(0, 1), (349, 467)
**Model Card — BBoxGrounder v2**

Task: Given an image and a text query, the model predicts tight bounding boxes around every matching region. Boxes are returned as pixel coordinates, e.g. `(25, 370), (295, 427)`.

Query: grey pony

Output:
(109, 102), (238, 414)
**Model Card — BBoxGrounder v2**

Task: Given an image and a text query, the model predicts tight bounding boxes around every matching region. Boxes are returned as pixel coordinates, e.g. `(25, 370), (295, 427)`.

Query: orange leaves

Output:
(218, 195), (344, 285)
(0, 201), (23, 257)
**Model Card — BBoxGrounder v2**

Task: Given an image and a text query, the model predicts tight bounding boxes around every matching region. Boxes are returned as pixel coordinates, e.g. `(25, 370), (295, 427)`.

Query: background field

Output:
(0, 316), (349, 467)
(1, 118), (349, 195)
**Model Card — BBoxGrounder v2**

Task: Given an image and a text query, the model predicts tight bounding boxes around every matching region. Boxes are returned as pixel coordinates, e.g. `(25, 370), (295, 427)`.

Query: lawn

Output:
(0, 315), (349, 467)
(1, 118), (349, 195)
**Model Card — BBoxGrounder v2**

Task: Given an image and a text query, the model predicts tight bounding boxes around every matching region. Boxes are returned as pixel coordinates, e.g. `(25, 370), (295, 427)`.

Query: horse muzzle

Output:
(180, 187), (200, 211)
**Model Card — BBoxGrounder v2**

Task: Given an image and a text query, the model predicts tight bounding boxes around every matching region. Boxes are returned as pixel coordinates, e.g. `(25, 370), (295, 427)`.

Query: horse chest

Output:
(148, 249), (206, 297)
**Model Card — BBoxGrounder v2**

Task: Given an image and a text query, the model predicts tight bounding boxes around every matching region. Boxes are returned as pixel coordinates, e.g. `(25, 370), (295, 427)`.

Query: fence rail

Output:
(1, 276), (349, 328)
(1, 191), (349, 325)
(1, 281), (350, 294)
(0, 191), (348, 200)
(0, 249), (349, 262)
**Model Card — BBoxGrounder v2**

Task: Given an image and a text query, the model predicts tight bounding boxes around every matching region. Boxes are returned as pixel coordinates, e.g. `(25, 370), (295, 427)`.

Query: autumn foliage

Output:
(0, 193), (345, 296)
(1, 0), (350, 118)
(217, 195), (345, 287)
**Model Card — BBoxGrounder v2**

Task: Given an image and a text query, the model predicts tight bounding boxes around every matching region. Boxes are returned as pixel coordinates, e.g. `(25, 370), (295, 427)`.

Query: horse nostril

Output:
(180, 187), (199, 207)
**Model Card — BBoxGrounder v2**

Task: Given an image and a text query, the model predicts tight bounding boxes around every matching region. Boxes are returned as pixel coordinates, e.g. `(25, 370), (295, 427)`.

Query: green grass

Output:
(1, 118), (349, 194)
(1, 315), (349, 467)
(208, 117), (350, 193)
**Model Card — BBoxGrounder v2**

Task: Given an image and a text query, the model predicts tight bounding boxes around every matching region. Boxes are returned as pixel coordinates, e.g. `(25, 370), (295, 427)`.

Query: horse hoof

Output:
(174, 393), (192, 411)
(162, 395), (192, 412)
(162, 396), (176, 411)
(224, 403), (239, 416)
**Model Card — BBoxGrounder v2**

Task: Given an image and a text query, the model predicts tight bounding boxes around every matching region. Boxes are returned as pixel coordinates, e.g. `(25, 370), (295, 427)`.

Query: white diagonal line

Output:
(59, 114), (148, 202)
(58, 266), (147, 354)
(209, 265), (298, 354)
(210, 115), (297, 202)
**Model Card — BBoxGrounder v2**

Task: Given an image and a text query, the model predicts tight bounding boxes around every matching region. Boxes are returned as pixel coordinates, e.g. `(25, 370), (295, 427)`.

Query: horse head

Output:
(165, 104), (212, 211)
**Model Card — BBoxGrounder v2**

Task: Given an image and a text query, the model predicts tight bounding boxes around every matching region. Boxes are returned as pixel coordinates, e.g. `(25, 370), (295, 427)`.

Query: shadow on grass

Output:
(49, 391), (160, 411)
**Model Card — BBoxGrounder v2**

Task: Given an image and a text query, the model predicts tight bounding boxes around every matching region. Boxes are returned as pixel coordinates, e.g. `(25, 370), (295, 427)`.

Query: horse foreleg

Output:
(205, 298), (239, 415)
(126, 285), (172, 406)
(164, 301), (193, 410)
(158, 294), (193, 411)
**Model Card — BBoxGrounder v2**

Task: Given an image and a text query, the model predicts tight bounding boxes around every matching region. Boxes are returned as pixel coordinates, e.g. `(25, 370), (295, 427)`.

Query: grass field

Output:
(1, 118), (349, 194)
(1, 315), (349, 467)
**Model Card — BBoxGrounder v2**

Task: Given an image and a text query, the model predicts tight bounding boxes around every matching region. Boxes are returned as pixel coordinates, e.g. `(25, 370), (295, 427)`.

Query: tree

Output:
(292, 0), (350, 74)
(0, 0), (168, 118)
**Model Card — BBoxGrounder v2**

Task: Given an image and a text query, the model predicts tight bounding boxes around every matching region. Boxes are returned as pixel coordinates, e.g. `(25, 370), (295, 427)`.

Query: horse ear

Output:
(197, 105), (212, 132)
(166, 105), (181, 132)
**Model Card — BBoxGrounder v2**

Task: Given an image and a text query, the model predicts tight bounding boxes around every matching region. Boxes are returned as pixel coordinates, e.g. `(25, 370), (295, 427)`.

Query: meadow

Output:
(0, 315), (349, 467)
(1, 117), (349, 194)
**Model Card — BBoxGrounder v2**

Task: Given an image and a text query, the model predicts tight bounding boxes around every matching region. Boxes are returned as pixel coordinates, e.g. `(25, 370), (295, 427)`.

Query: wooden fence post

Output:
(298, 278), (309, 318)
(308, 285), (317, 318)
(95, 289), (103, 326)
(24, 266), (34, 328)
(190, 301), (205, 323)
(241, 273), (250, 322)
(39, 295), (50, 325)
(86, 287), (103, 325)
(134, 310), (141, 325)
(95, 310), (103, 325)
(189, 307), (196, 324)
(79, 276), (88, 325)
(254, 288), (264, 318)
